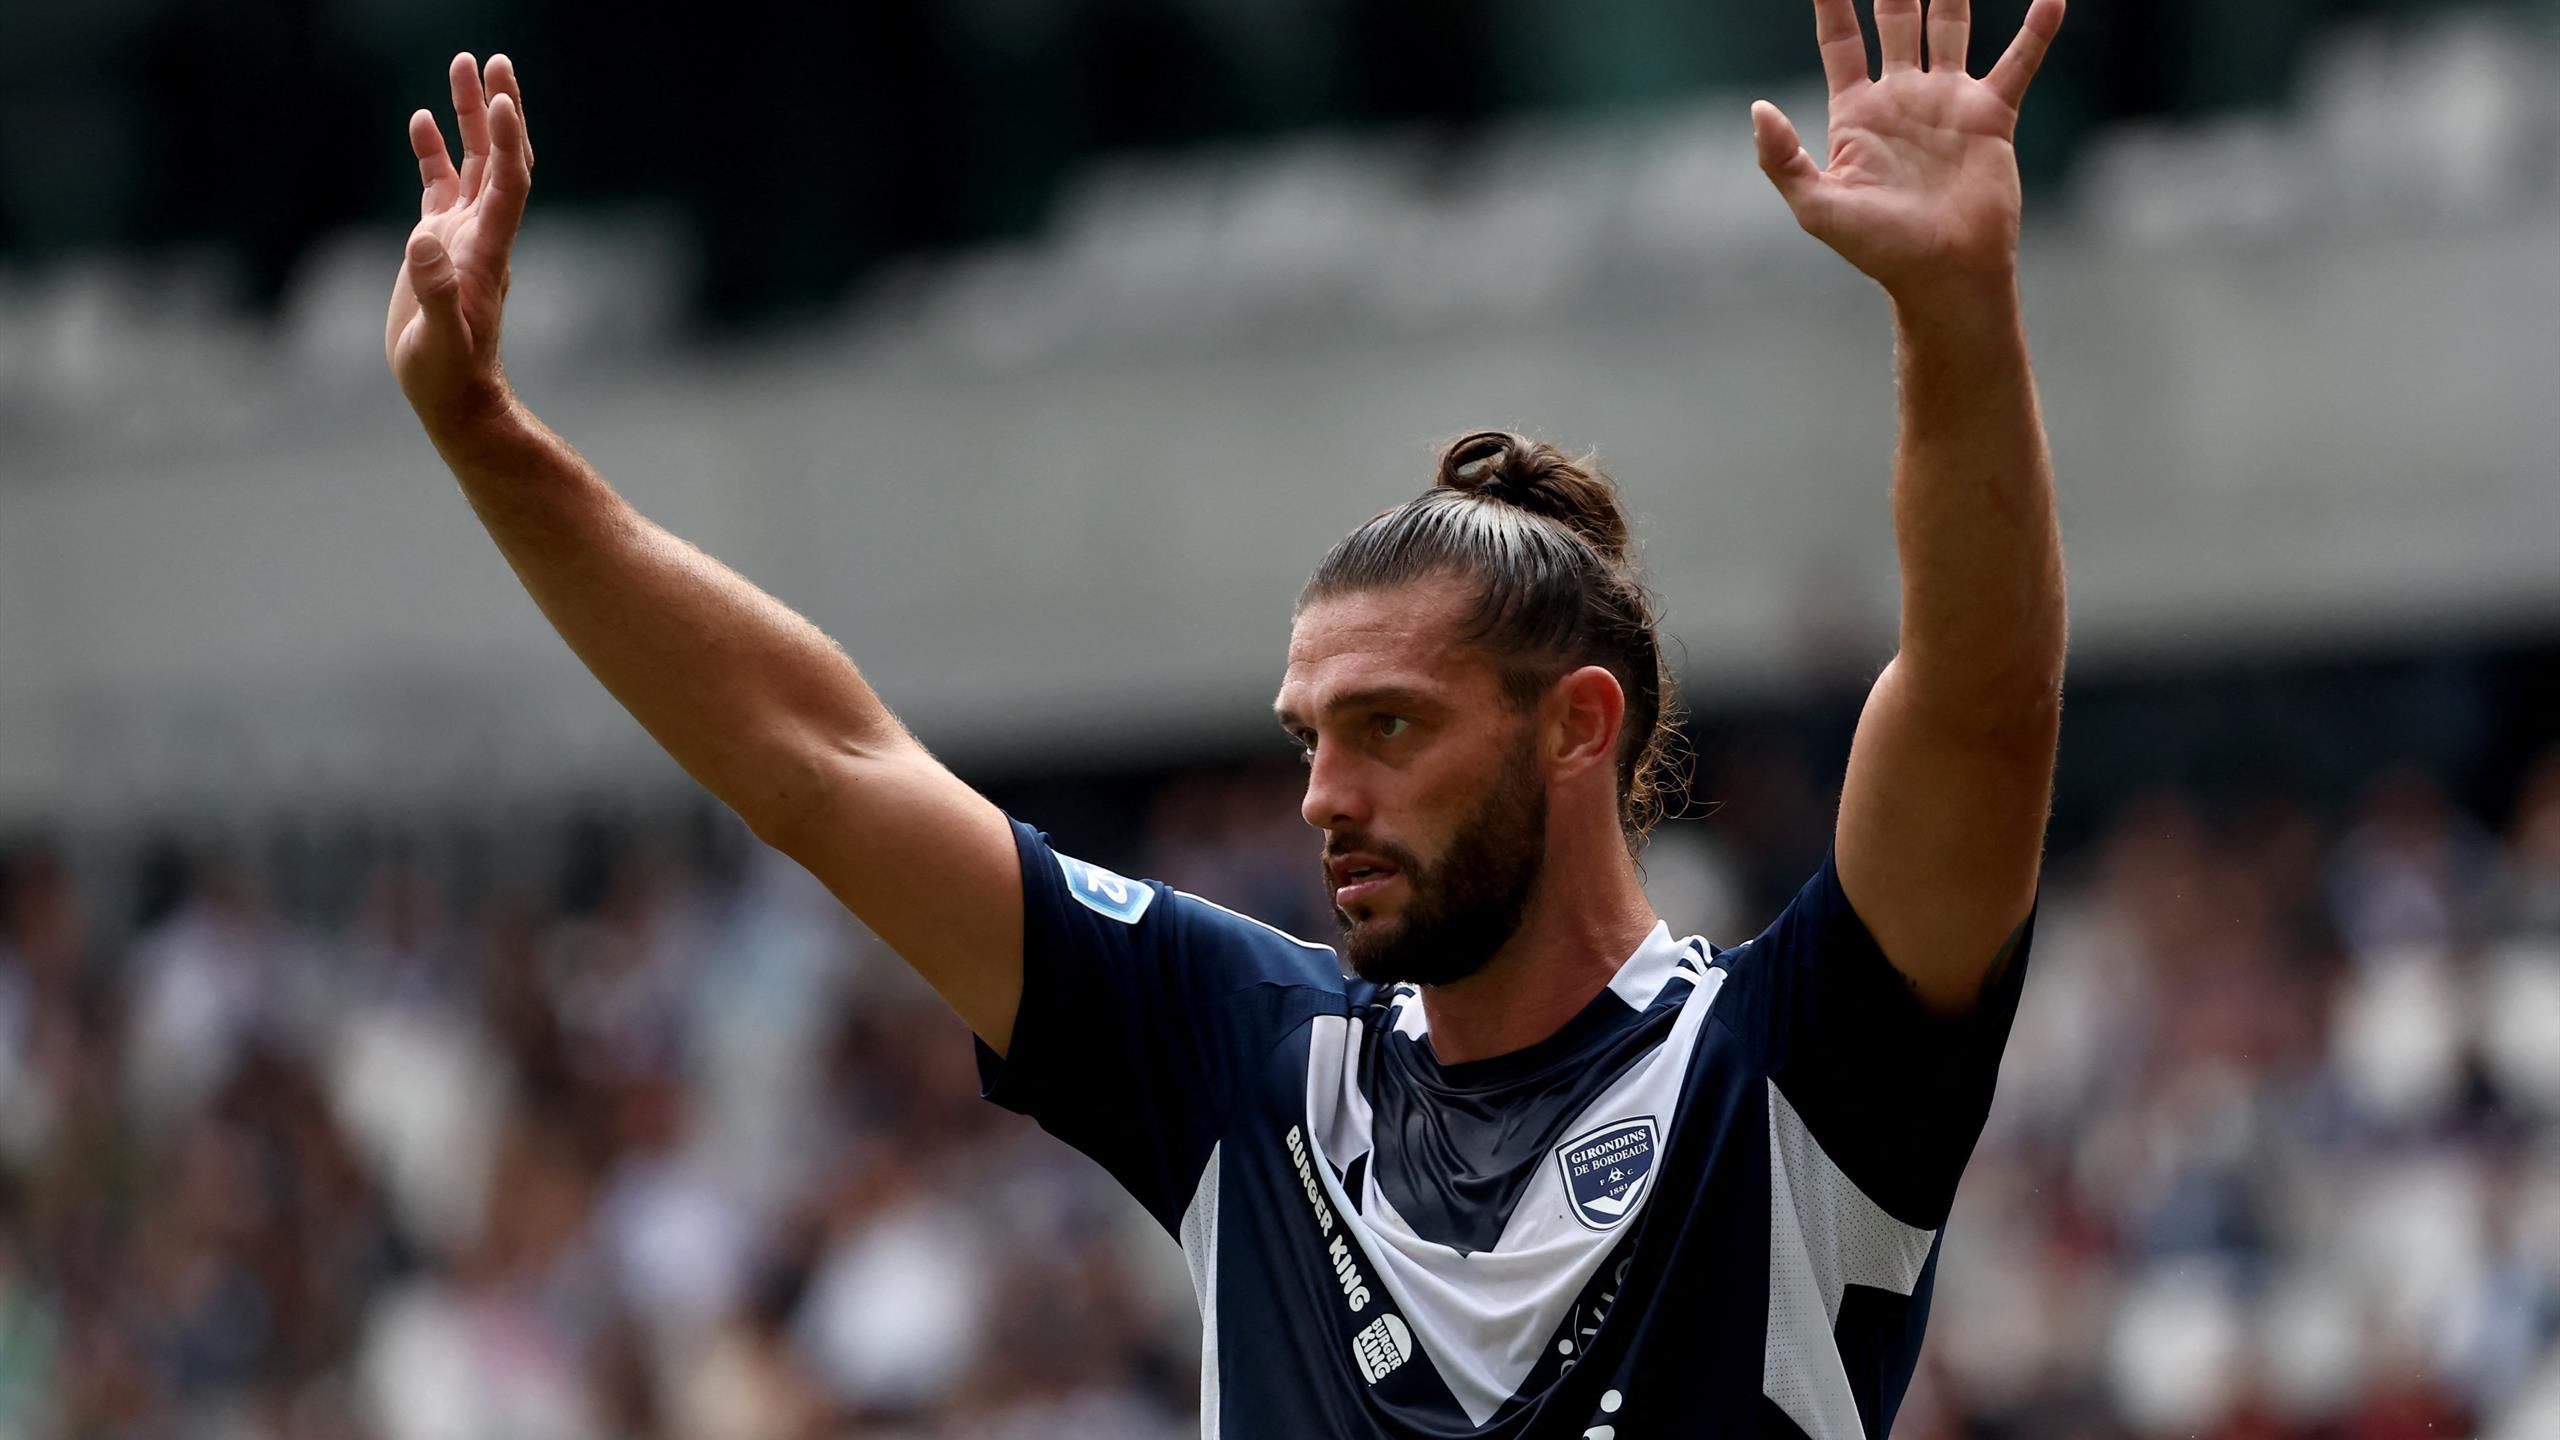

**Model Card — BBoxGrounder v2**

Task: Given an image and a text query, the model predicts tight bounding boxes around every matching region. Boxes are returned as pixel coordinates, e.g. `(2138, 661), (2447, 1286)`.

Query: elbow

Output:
(1995, 640), (2069, 729)
(1887, 643), (2065, 757)
(735, 759), (840, 860)
(732, 728), (918, 861)
(1976, 656), (2066, 758)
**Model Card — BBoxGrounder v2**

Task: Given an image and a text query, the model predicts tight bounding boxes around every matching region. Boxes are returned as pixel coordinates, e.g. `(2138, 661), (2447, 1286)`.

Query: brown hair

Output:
(1298, 431), (1686, 845)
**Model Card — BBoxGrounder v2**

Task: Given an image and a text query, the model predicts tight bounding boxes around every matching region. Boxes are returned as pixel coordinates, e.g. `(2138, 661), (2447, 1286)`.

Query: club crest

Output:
(1556, 1117), (1659, 1231)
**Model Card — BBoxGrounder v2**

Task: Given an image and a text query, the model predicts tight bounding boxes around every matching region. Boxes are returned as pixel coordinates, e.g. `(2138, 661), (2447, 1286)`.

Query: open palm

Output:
(1754, 0), (2064, 294)
(386, 53), (534, 429)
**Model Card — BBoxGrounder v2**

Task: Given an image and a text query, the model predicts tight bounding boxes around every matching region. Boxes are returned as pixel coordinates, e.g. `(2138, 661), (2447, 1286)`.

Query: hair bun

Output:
(1434, 430), (1632, 564)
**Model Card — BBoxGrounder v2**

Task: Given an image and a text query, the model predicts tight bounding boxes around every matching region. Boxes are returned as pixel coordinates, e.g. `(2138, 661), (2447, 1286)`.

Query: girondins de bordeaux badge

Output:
(1556, 1117), (1659, 1231)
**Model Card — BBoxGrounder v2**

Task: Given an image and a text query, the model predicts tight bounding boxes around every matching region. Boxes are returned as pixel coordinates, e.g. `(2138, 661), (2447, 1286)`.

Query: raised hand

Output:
(387, 53), (535, 433)
(1753, 0), (2063, 299)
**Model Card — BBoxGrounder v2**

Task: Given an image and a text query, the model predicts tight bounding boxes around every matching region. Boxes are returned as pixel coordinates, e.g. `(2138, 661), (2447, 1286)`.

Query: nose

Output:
(1300, 745), (1371, 833)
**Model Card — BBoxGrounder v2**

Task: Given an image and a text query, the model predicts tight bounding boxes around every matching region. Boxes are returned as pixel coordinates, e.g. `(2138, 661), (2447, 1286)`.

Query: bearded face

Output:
(1330, 725), (1549, 988)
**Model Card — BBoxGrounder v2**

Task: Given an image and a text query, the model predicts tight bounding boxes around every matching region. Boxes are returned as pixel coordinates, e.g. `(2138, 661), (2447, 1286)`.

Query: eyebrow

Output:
(1273, 685), (1437, 732)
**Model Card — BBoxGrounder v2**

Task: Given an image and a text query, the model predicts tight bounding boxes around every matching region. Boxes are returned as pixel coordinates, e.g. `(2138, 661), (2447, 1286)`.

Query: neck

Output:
(1417, 842), (1660, 1066)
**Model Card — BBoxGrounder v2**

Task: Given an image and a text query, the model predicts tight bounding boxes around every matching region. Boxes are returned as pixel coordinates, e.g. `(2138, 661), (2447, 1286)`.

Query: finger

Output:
(409, 109), (461, 216)
(1876, 0), (1924, 73)
(1752, 101), (1824, 217)
(1927, 0), (1972, 75)
(405, 230), (469, 351)
(482, 92), (535, 245)
(484, 53), (534, 171)
(1811, 0), (1869, 96)
(1985, 0), (2065, 109)
(449, 52), (491, 200)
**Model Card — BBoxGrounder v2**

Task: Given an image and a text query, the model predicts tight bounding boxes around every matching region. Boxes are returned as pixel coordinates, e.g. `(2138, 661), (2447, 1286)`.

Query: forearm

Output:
(390, 58), (1028, 1045)
(429, 402), (911, 841)
(1886, 278), (2066, 736)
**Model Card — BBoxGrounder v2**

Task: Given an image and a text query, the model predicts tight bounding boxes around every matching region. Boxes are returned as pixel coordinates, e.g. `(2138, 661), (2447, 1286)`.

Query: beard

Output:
(1332, 733), (1549, 989)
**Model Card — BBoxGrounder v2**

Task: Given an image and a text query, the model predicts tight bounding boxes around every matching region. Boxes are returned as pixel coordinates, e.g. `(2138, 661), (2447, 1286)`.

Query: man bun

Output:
(1434, 430), (1632, 566)
(1306, 428), (1687, 846)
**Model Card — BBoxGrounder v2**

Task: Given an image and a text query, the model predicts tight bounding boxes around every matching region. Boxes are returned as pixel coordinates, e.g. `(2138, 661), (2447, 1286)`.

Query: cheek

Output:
(1389, 741), (1497, 856)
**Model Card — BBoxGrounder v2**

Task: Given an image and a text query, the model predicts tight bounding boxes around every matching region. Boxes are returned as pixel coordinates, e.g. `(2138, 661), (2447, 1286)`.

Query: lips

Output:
(1327, 852), (1402, 910)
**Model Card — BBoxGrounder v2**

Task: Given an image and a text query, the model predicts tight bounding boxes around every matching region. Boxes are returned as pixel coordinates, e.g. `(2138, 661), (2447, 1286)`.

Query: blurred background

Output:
(4, 0), (2560, 1436)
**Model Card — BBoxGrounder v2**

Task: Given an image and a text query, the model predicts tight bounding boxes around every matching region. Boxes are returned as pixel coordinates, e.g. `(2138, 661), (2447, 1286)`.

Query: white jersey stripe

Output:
(1762, 1081), (1938, 1438)
(1182, 1144), (1225, 1439)
(1173, 889), (1339, 953)
(1603, 925), (1700, 1010)
(1300, 926), (1727, 1426)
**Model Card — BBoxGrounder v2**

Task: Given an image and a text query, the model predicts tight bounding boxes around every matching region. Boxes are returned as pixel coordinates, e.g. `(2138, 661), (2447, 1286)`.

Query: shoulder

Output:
(1015, 818), (1353, 998)
(1163, 882), (1356, 996)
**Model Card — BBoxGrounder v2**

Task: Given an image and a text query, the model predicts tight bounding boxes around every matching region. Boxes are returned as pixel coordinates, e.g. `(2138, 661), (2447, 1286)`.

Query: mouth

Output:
(1327, 854), (1403, 911)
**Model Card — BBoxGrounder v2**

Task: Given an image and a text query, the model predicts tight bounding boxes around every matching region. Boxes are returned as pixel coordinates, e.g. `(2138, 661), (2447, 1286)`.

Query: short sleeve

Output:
(976, 819), (1346, 1230)
(1715, 853), (2032, 1230)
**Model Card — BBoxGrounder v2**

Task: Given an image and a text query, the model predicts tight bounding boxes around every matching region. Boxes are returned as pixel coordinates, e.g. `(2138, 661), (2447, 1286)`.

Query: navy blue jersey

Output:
(977, 820), (2030, 1438)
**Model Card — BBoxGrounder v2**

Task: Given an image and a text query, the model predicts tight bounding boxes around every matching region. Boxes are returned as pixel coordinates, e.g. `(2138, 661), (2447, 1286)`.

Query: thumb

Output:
(1751, 102), (1822, 210)
(405, 229), (470, 352)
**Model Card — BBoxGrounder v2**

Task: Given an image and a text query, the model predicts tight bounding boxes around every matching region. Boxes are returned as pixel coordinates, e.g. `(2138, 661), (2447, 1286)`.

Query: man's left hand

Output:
(1754, 0), (2065, 301)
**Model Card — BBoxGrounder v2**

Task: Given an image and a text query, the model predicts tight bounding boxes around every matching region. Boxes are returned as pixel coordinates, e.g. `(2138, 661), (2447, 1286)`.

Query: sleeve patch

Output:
(1056, 852), (1155, 924)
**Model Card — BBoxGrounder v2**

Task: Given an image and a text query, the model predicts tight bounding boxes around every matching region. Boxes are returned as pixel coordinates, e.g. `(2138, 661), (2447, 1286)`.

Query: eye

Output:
(1373, 715), (1410, 740)
(1289, 730), (1318, 764)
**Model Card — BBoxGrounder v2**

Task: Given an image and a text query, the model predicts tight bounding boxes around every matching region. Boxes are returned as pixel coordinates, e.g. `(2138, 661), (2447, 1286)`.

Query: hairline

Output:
(1297, 484), (1674, 844)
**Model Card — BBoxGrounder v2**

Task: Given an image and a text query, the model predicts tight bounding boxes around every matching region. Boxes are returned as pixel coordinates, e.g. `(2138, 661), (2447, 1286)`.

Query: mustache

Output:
(1322, 834), (1427, 874)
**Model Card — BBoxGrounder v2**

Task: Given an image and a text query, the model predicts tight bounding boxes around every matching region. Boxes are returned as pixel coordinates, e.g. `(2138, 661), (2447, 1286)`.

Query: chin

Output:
(1346, 893), (1417, 926)
(1340, 914), (1426, 986)
(1338, 897), (1399, 927)
(1336, 911), (1385, 952)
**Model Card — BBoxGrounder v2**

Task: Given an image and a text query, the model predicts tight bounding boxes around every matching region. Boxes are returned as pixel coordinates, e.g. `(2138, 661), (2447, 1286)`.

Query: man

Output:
(387, 0), (2067, 1433)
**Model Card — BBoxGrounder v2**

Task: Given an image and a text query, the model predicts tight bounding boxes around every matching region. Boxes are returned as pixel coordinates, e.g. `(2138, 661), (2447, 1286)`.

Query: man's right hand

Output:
(388, 53), (535, 436)
(383, 51), (1030, 1057)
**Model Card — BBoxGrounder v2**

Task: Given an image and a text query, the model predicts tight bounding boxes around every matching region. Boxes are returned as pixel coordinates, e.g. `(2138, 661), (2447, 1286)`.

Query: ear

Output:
(1544, 665), (1628, 785)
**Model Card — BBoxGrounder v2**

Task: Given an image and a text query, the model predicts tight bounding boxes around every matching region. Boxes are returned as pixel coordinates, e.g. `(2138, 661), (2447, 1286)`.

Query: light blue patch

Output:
(1056, 852), (1155, 924)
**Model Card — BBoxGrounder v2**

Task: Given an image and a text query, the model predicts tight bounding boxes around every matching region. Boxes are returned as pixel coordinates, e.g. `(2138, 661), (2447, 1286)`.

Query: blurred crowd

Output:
(1907, 750), (2560, 1440)
(3, 740), (2560, 1440)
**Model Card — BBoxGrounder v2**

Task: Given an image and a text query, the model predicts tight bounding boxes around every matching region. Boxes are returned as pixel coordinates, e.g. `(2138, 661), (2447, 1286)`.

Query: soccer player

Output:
(387, 0), (2066, 1432)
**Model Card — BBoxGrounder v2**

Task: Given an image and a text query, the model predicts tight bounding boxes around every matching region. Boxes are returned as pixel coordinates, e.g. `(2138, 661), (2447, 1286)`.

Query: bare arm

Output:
(1754, 0), (2069, 1012)
(386, 54), (1025, 1049)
